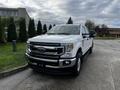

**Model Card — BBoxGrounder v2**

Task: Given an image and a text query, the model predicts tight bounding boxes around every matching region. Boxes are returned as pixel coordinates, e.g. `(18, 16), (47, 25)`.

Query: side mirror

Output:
(89, 31), (96, 38)
(82, 35), (86, 38)
(82, 34), (87, 38)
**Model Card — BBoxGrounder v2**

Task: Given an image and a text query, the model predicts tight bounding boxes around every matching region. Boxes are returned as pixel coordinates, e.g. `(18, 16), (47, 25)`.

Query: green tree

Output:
(43, 24), (47, 34)
(85, 20), (95, 31)
(7, 18), (17, 42)
(18, 18), (27, 42)
(66, 17), (73, 24)
(49, 24), (52, 30)
(0, 17), (2, 43)
(101, 24), (108, 29)
(101, 24), (109, 37)
(37, 20), (42, 35)
(0, 17), (8, 43)
(95, 25), (100, 36)
(28, 19), (36, 38)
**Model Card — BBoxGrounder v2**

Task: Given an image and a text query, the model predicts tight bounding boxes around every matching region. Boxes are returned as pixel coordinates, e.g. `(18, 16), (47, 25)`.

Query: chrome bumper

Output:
(26, 53), (76, 68)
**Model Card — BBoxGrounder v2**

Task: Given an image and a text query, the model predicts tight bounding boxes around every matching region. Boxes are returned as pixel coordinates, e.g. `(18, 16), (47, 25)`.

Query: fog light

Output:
(63, 60), (71, 65)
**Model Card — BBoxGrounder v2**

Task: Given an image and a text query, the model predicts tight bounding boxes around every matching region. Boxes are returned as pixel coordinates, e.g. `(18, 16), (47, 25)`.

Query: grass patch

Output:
(0, 43), (27, 72)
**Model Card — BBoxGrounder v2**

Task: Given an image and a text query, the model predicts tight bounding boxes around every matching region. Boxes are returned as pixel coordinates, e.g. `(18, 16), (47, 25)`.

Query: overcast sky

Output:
(0, 0), (120, 27)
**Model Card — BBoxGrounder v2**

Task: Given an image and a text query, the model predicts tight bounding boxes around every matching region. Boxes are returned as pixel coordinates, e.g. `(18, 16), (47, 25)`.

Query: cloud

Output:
(0, 0), (120, 27)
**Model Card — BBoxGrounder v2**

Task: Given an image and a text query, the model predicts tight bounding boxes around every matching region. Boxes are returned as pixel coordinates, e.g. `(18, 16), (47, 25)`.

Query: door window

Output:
(81, 26), (86, 34)
(84, 26), (89, 34)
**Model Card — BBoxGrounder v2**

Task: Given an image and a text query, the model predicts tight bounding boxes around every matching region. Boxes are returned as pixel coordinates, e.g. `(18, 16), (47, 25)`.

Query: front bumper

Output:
(25, 53), (76, 69)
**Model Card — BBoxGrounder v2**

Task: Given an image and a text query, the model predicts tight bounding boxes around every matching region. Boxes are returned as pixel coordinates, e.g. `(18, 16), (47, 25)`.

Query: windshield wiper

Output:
(47, 33), (70, 35)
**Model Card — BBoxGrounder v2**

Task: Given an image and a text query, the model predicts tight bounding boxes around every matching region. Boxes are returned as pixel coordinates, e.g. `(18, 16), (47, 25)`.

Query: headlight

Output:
(27, 40), (30, 44)
(61, 43), (74, 52)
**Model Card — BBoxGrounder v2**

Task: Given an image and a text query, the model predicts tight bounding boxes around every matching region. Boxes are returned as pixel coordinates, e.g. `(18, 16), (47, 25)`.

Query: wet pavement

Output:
(0, 40), (120, 90)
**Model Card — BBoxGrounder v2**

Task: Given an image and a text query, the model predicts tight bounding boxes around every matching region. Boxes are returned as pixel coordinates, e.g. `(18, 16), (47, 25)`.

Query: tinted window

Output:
(84, 26), (89, 34)
(82, 26), (89, 34)
(81, 26), (86, 34)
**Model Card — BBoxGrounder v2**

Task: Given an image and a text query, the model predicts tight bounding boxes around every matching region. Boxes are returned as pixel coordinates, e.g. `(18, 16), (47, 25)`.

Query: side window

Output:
(84, 26), (89, 34)
(81, 26), (86, 34)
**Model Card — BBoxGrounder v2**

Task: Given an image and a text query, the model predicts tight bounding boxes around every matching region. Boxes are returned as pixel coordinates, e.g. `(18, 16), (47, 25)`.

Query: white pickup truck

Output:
(26, 24), (94, 75)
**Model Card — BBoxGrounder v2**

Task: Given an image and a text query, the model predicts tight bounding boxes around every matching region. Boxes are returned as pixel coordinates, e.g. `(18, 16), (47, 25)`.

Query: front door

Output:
(81, 26), (88, 54)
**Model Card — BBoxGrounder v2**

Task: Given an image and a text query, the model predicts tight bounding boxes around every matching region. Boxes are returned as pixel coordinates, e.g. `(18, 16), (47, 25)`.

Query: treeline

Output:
(84, 20), (110, 37)
(0, 17), (110, 43)
(0, 17), (55, 43)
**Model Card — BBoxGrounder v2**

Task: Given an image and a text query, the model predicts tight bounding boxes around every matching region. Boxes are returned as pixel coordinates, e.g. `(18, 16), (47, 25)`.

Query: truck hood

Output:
(28, 35), (80, 43)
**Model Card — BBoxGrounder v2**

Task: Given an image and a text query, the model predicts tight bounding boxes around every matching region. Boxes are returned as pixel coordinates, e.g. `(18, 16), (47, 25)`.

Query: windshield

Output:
(47, 25), (80, 35)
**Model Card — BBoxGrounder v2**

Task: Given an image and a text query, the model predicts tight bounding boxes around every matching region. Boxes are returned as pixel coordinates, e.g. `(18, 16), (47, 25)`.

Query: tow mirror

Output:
(82, 35), (86, 38)
(89, 31), (96, 38)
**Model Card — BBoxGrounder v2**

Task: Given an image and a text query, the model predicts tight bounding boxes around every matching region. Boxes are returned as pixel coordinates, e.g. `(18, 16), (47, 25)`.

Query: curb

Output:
(0, 64), (28, 79)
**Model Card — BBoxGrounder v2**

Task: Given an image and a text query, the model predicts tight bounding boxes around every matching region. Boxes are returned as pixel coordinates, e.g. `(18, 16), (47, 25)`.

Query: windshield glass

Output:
(47, 25), (80, 35)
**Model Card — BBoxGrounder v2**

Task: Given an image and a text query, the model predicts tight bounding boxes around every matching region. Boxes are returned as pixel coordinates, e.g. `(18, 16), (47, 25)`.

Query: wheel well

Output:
(76, 48), (84, 63)
(75, 48), (83, 63)
(77, 48), (82, 56)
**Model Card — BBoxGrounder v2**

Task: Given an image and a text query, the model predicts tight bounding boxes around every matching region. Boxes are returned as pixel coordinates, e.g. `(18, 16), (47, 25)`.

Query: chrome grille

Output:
(28, 42), (64, 59)
(30, 42), (61, 46)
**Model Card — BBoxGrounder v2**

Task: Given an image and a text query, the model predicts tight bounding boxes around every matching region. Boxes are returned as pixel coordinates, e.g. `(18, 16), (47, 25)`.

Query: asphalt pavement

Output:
(0, 40), (120, 90)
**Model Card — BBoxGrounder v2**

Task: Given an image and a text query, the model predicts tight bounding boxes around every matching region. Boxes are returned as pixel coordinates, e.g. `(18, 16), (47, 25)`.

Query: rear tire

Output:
(72, 52), (82, 76)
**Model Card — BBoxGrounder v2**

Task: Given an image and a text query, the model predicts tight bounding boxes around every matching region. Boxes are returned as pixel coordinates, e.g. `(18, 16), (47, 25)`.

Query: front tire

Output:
(72, 52), (82, 76)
